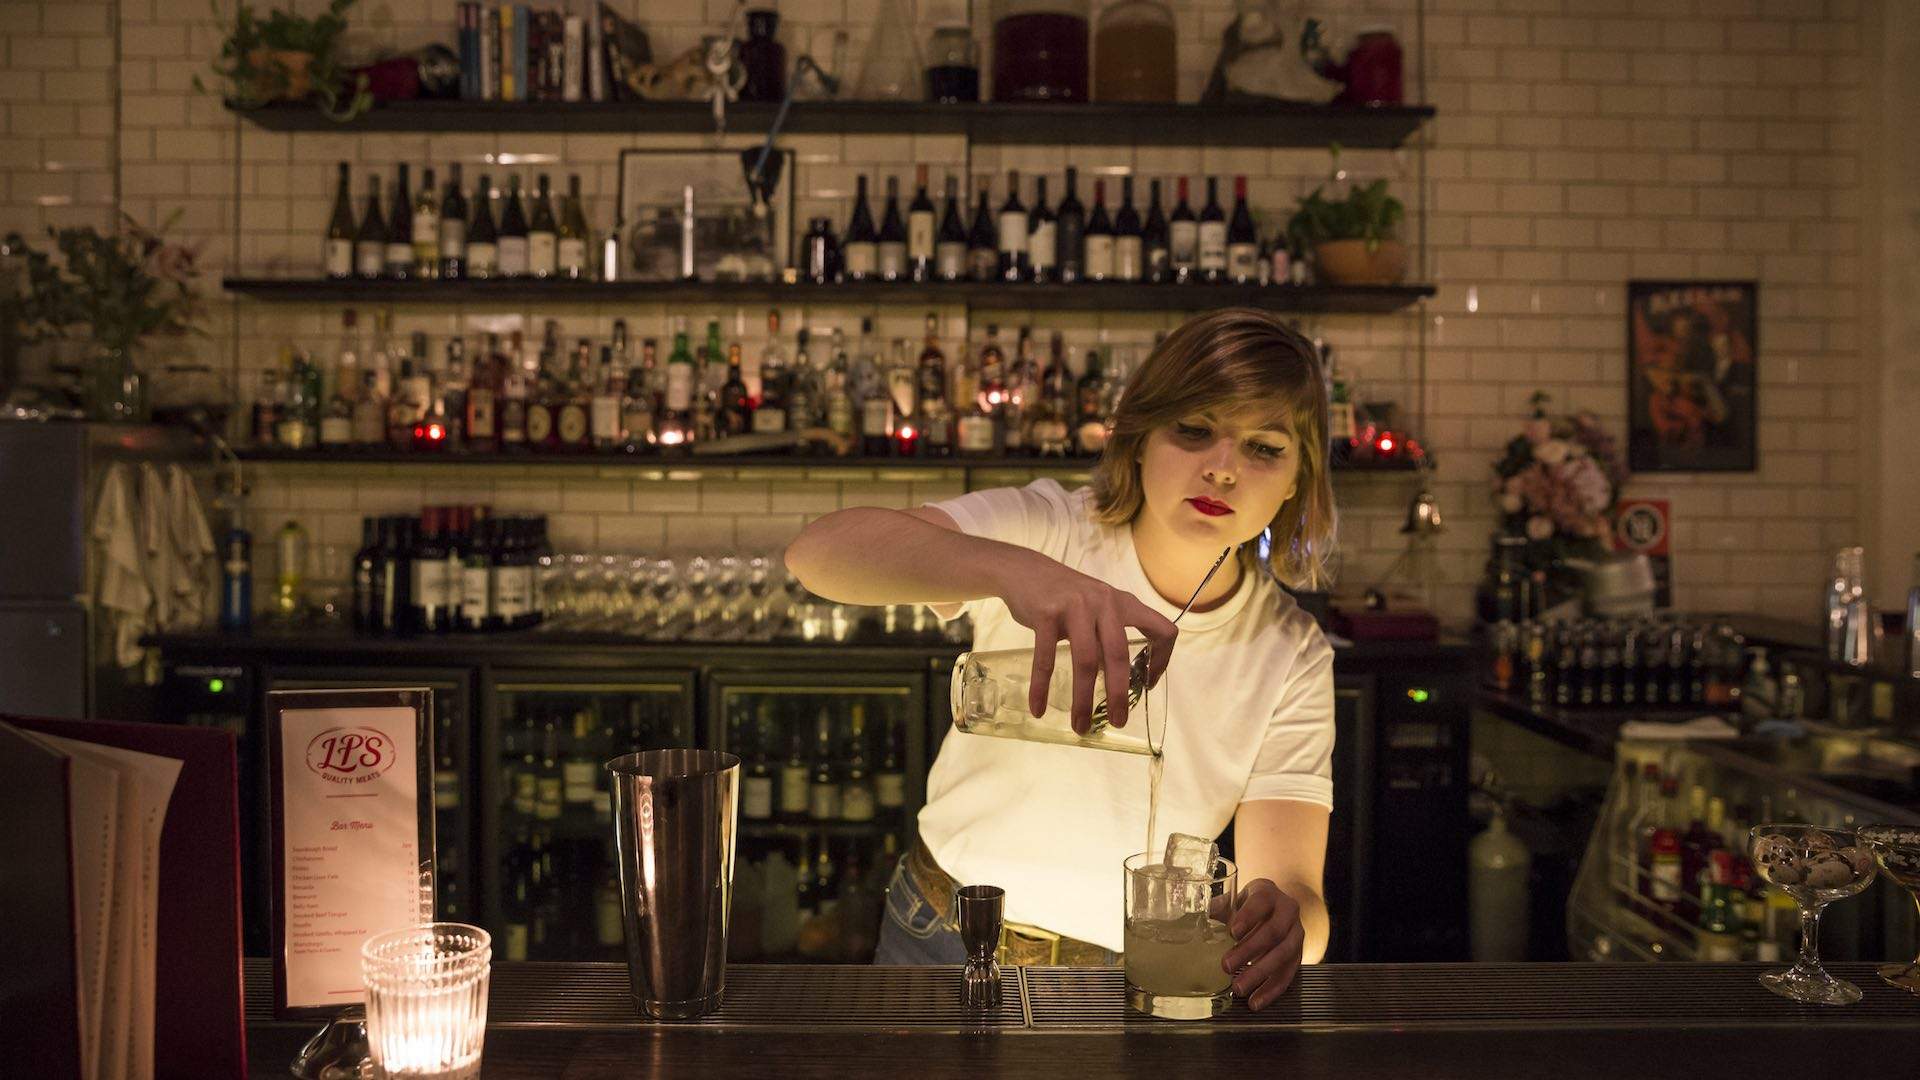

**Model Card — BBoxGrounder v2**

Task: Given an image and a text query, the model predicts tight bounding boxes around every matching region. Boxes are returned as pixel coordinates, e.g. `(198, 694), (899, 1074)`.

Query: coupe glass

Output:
(1749, 824), (1877, 1005)
(1858, 825), (1920, 995)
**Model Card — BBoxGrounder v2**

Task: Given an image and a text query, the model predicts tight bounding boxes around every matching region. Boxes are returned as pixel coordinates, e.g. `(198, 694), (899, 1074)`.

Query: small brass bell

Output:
(1401, 464), (1444, 537)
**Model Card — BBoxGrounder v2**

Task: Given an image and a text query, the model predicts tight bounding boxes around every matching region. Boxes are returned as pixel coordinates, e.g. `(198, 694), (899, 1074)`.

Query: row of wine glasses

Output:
(532, 550), (971, 644)
(1749, 823), (1920, 1005)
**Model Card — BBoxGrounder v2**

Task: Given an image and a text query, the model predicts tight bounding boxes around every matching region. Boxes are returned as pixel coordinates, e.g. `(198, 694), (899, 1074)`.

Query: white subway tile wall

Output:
(0, 0), (1876, 622)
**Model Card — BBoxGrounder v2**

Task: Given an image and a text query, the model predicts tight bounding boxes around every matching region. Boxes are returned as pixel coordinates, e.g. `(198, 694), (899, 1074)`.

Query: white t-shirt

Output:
(916, 479), (1334, 951)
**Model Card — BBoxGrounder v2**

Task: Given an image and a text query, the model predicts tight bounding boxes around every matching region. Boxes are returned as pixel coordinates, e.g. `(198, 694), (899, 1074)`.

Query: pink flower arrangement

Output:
(1490, 394), (1628, 551)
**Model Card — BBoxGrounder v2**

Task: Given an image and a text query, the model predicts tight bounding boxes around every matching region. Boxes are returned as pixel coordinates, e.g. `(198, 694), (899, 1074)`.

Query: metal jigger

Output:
(957, 885), (1005, 1010)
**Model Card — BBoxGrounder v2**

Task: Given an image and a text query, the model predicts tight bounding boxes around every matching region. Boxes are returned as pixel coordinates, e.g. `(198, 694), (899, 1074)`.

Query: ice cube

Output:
(1163, 832), (1218, 880)
(1130, 863), (1180, 922)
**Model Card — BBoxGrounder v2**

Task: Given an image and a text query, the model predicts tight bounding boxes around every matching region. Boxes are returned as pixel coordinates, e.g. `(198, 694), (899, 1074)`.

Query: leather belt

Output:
(905, 837), (1115, 966)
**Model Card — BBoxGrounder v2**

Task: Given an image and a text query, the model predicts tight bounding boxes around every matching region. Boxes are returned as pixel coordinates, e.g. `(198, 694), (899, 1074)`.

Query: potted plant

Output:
(1285, 148), (1407, 286)
(9, 213), (205, 421)
(196, 0), (371, 121)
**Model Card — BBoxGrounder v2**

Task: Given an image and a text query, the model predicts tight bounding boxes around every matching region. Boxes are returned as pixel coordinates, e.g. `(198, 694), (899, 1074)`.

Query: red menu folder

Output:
(1, 714), (247, 1079)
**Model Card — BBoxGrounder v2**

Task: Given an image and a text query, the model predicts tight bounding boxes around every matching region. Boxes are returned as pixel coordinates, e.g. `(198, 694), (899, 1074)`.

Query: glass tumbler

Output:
(1122, 853), (1238, 1019)
(361, 922), (491, 1080)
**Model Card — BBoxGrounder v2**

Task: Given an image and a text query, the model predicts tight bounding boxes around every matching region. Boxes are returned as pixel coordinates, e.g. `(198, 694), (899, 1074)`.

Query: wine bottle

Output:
(1113, 175), (1143, 282)
(1227, 174), (1259, 284)
(558, 173), (589, 280)
(325, 161), (355, 279)
(996, 169), (1028, 283)
(1027, 175), (1056, 283)
(907, 163), (936, 282)
(385, 163), (414, 280)
(1143, 178), (1170, 283)
(1084, 179), (1114, 282)
(842, 174), (878, 281)
(527, 173), (559, 279)
(355, 174), (386, 280)
(412, 166), (441, 280)
(1198, 176), (1228, 282)
(466, 173), (498, 280)
(966, 178), (998, 282)
(439, 163), (468, 280)
(935, 175), (967, 282)
(877, 175), (908, 282)
(497, 175), (530, 278)
(1169, 176), (1197, 283)
(1054, 166), (1085, 284)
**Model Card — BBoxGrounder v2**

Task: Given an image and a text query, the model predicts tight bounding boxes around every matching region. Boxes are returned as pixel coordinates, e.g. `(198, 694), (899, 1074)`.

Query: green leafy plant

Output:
(194, 0), (371, 121)
(10, 213), (205, 356)
(1285, 147), (1405, 251)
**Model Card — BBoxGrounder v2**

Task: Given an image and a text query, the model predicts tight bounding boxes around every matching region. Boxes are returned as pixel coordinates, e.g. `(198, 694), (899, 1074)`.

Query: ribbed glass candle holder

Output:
(361, 923), (491, 1080)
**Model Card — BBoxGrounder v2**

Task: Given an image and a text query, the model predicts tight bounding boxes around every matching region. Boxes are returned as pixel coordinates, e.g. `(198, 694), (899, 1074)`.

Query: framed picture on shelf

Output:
(1625, 280), (1758, 473)
(615, 148), (795, 283)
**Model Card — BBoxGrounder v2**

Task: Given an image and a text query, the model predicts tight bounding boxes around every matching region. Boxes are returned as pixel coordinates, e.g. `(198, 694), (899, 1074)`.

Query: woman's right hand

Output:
(993, 549), (1178, 736)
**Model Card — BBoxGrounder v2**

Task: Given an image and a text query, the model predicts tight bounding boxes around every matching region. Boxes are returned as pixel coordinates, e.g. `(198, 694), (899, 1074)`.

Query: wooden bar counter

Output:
(243, 959), (1919, 1078)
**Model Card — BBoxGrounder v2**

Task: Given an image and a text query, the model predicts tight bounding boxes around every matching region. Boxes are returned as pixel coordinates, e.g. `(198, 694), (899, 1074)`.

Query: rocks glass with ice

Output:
(1124, 833), (1238, 1019)
(1748, 824), (1878, 1005)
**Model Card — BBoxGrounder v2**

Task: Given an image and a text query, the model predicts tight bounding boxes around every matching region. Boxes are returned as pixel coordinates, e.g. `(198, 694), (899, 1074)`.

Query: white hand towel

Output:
(89, 464), (152, 669)
(163, 465), (216, 629)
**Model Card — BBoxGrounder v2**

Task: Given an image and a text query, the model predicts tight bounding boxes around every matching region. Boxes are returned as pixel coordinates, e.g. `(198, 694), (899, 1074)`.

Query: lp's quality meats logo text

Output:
(305, 727), (397, 784)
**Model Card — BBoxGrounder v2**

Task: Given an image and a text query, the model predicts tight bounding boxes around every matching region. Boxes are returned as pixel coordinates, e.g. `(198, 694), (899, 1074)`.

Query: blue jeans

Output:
(872, 853), (968, 965)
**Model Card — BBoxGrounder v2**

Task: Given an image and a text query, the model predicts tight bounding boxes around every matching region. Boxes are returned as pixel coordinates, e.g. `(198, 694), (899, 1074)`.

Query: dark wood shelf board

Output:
(230, 448), (1422, 472)
(228, 99), (1435, 148)
(221, 276), (1435, 313)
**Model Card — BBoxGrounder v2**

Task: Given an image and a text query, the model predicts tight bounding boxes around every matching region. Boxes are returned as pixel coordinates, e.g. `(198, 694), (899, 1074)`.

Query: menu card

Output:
(269, 689), (435, 1016)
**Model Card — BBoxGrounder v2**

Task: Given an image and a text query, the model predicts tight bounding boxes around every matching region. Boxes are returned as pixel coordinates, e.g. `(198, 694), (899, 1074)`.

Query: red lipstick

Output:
(1187, 497), (1233, 517)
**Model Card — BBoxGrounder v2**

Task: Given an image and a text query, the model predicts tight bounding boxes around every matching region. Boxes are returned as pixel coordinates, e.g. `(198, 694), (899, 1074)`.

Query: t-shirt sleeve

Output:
(920, 480), (1075, 621)
(1241, 615), (1336, 809)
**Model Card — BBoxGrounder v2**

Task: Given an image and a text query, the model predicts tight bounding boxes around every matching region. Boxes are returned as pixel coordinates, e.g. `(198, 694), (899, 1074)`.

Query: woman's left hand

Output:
(1220, 878), (1305, 1011)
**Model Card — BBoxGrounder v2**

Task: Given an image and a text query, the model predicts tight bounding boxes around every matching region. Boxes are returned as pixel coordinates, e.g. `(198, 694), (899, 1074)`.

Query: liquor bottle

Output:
(996, 169), (1028, 282)
(907, 164), (937, 282)
(1075, 349), (1107, 455)
(720, 343), (752, 436)
(438, 337), (468, 450)
(497, 175), (531, 278)
(354, 173), (386, 279)
(558, 174), (589, 279)
(753, 311), (788, 434)
(1198, 176), (1228, 282)
(1678, 786), (1716, 922)
(1054, 166), (1085, 283)
(917, 314), (952, 457)
(535, 718), (564, 821)
(527, 174), (559, 278)
(385, 163), (414, 279)
(412, 166), (441, 280)
(808, 708), (841, 821)
(966, 177), (998, 282)
(787, 328), (820, 434)
(877, 176), (908, 282)
(875, 712), (905, 812)
(1084, 179), (1115, 281)
(1033, 332), (1072, 456)
(1169, 176), (1197, 282)
(620, 332), (656, 450)
(955, 357), (993, 457)
(1648, 777), (1683, 909)
(1114, 176), (1143, 281)
(499, 330), (529, 450)
(1143, 178), (1170, 283)
(741, 705), (774, 821)
(325, 161), (355, 278)
(401, 331), (434, 439)
(951, 327), (981, 422)
(458, 517), (491, 631)
(560, 338), (594, 451)
(321, 310), (360, 447)
(462, 334), (498, 452)
(977, 323), (1007, 414)
(842, 174), (878, 281)
(935, 175), (967, 282)
(858, 352), (893, 456)
(439, 163), (468, 279)
(664, 317), (696, 445)
(1226, 175), (1259, 283)
(822, 329), (854, 441)
(525, 321), (560, 450)
(591, 344), (623, 450)
(351, 517), (381, 632)
(794, 836), (817, 923)
(410, 507), (451, 633)
(502, 826), (531, 959)
(778, 712), (810, 819)
(563, 710), (598, 808)
(842, 703), (876, 822)
(883, 338), (918, 456)
(1027, 175), (1056, 283)
(467, 173), (499, 279)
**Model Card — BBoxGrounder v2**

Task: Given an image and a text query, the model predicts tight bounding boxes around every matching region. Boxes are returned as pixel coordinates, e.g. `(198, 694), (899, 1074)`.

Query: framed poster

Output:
(268, 688), (435, 1018)
(1626, 281), (1758, 472)
(615, 147), (795, 282)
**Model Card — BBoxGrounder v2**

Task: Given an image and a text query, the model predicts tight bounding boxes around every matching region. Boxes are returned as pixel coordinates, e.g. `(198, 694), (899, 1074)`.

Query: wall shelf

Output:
(222, 276), (1436, 314)
(233, 448), (1421, 474)
(226, 99), (1435, 148)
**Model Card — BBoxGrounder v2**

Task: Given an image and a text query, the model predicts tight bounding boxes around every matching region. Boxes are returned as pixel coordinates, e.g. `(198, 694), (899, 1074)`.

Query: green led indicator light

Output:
(1407, 688), (1430, 703)
(208, 678), (226, 694)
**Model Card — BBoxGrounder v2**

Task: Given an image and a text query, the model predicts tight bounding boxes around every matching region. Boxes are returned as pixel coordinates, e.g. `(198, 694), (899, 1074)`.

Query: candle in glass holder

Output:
(362, 923), (491, 1080)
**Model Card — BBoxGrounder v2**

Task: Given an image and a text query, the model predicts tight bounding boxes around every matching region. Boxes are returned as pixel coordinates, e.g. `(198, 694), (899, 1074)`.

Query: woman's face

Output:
(1136, 408), (1302, 551)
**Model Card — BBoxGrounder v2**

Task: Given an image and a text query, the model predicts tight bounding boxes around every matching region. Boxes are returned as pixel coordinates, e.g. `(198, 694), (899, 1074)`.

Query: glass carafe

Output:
(1093, 0), (1175, 102)
(854, 0), (923, 100)
(950, 637), (1162, 755)
(991, 0), (1090, 103)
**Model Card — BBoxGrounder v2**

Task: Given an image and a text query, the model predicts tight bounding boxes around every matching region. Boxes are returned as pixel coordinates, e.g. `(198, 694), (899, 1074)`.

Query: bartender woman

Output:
(785, 308), (1336, 1011)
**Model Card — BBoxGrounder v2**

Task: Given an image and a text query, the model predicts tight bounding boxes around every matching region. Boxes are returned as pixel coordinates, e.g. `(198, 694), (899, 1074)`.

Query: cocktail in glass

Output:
(1122, 852), (1237, 1019)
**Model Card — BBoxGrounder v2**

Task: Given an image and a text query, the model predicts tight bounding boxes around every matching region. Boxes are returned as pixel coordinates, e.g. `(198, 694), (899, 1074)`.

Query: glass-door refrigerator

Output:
(707, 669), (929, 965)
(480, 670), (696, 962)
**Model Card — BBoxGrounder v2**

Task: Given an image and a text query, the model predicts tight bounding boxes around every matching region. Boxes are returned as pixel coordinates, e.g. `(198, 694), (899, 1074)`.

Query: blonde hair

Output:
(1090, 308), (1337, 590)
